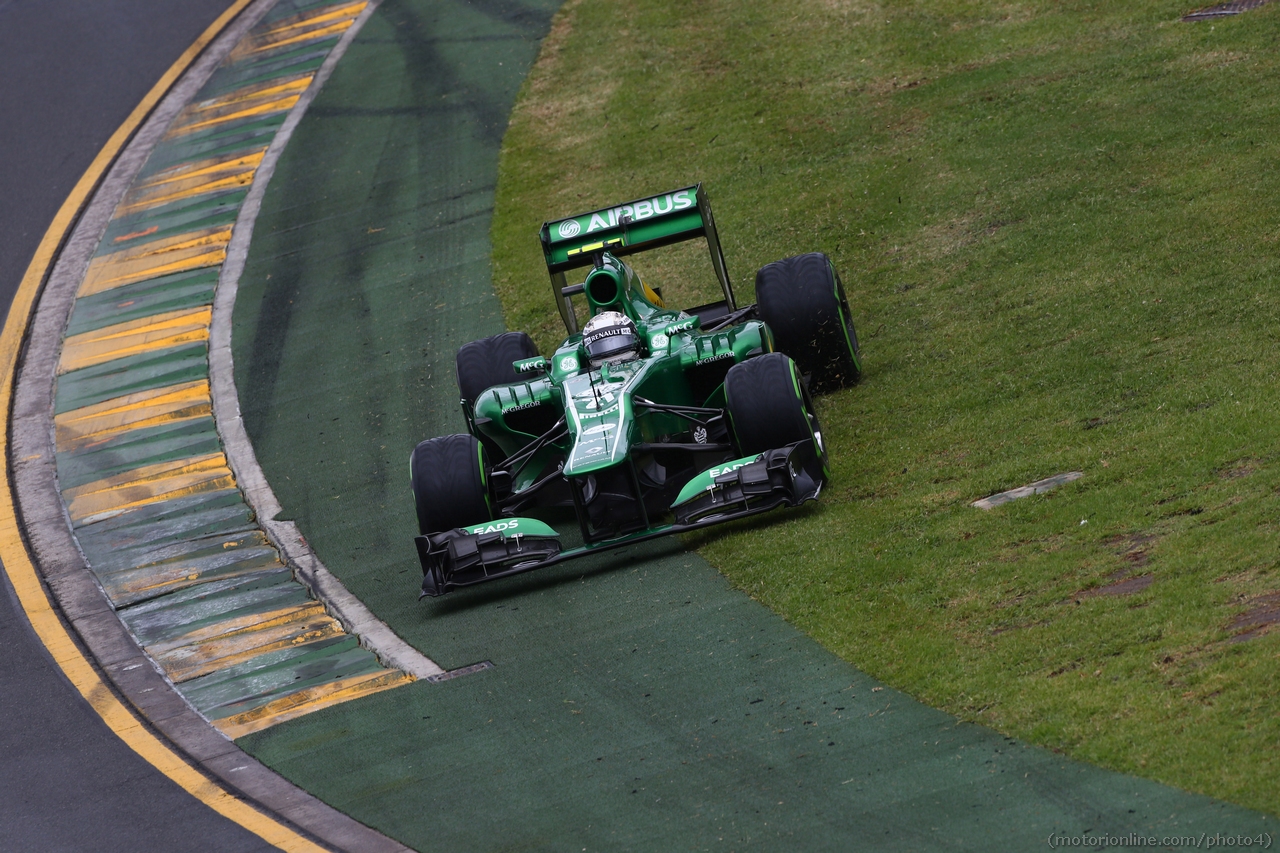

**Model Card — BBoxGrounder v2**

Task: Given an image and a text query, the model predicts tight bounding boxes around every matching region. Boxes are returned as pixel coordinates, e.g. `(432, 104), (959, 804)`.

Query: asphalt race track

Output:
(0, 2), (272, 850)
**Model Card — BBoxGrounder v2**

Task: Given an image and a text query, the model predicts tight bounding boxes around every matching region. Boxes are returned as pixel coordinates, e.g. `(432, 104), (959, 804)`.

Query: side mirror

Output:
(513, 356), (549, 376)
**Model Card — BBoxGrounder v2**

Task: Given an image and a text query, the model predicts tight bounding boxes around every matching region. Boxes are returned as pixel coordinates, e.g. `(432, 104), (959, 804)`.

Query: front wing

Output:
(416, 440), (823, 597)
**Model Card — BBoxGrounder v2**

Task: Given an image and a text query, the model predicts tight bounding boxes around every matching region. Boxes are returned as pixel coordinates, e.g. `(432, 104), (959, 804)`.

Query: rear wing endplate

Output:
(539, 183), (734, 333)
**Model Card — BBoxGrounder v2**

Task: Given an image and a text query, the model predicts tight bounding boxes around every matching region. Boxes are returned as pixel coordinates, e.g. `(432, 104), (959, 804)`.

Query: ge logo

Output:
(558, 220), (581, 239)
(650, 333), (669, 350)
(560, 356), (578, 372)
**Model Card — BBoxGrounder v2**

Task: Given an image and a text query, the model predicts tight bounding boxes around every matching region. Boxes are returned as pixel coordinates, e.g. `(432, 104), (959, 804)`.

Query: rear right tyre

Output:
(455, 331), (539, 411)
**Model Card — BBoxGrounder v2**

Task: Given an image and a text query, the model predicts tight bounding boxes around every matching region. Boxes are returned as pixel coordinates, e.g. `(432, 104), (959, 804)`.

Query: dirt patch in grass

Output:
(1218, 459), (1259, 480)
(1077, 572), (1155, 600)
(1072, 534), (1157, 599)
(1229, 591), (1280, 641)
(1105, 532), (1158, 565)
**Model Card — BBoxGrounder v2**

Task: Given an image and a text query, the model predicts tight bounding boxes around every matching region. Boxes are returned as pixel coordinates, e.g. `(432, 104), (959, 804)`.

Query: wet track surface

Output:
(0, 2), (272, 849)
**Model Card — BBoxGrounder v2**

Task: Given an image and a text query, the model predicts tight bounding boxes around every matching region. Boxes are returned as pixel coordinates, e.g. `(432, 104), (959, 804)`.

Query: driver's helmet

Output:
(582, 310), (641, 368)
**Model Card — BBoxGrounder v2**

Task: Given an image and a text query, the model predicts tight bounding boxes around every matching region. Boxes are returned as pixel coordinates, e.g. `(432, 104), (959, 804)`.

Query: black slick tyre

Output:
(724, 353), (828, 475)
(754, 252), (861, 390)
(455, 331), (539, 410)
(409, 434), (493, 535)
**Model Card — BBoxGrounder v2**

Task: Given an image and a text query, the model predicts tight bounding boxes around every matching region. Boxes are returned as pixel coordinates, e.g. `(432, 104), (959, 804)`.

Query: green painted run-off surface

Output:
(230, 0), (1271, 849)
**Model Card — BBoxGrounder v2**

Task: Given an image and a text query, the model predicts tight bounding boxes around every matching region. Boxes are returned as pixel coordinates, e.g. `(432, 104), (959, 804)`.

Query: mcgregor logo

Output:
(558, 219), (581, 239)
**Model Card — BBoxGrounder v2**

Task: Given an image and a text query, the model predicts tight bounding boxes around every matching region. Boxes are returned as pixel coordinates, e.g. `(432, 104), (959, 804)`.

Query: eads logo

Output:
(468, 519), (523, 535)
(709, 458), (754, 479)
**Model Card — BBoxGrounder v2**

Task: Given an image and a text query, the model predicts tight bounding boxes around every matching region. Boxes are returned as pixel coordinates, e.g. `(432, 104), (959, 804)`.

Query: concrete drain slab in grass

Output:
(1183, 0), (1274, 22)
(971, 471), (1083, 510)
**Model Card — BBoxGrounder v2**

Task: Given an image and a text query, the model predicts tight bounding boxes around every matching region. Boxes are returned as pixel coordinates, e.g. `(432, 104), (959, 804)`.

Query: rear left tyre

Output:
(410, 433), (493, 535)
(754, 252), (860, 390)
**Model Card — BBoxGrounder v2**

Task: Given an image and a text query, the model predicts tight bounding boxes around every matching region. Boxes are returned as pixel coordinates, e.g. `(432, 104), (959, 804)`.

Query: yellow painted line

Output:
(243, 19), (359, 55)
(105, 548), (281, 606)
(164, 617), (346, 683)
(193, 75), (313, 111)
(127, 170), (260, 214)
(127, 169), (257, 211)
(93, 224), (232, 258)
(256, 1), (367, 40)
(166, 77), (313, 137)
(55, 380), (211, 449)
(172, 93), (307, 137)
(80, 226), (232, 296)
(169, 94), (306, 138)
(135, 149), (268, 188)
(63, 451), (232, 522)
(228, 2), (366, 61)
(148, 600), (329, 656)
(89, 248), (227, 295)
(0, 0), (332, 847)
(116, 149), (267, 215)
(59, 306), (213, 374)
(215, 669), (413, 739)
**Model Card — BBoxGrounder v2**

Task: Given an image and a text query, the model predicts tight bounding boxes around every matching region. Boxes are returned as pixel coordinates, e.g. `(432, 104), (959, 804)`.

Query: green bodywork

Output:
(460, 517), (558, 538)
(472, 251), (768, 487)
(424, 186), (825, 591)
(413, 186), (839, 599)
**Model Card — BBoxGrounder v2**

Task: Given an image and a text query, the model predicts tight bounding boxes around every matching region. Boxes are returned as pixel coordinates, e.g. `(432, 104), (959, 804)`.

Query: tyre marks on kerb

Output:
(47, 0), (412, 739)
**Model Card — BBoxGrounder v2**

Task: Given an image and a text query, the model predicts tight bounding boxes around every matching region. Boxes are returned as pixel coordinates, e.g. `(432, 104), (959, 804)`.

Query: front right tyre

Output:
(409, 433), (493, 535)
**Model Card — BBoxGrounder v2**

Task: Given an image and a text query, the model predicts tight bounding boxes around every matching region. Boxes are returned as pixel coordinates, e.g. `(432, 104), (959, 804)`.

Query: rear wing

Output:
(539, 184), (734, 333)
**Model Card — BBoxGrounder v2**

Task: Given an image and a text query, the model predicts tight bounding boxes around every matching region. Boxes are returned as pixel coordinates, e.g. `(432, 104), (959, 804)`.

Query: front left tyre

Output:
(724, 352), (829, 477)
(410, 433), (493, 535)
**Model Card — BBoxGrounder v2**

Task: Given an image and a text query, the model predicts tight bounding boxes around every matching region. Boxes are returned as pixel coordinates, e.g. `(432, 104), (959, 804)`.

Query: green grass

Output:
(490, 0), (1280, 813)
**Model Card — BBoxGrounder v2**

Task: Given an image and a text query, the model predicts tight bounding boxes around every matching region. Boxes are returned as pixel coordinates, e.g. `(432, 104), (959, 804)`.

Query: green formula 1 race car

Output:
(411, 184), (861, 597)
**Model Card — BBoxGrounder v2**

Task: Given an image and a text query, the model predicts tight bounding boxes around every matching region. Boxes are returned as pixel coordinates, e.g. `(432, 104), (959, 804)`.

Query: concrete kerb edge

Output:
(209, 0), (444, 681)
(8, 2), (413, 850)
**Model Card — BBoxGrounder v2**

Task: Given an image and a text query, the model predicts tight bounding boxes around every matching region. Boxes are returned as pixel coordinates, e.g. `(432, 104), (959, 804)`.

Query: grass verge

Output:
(491, 0), (1280, 812)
